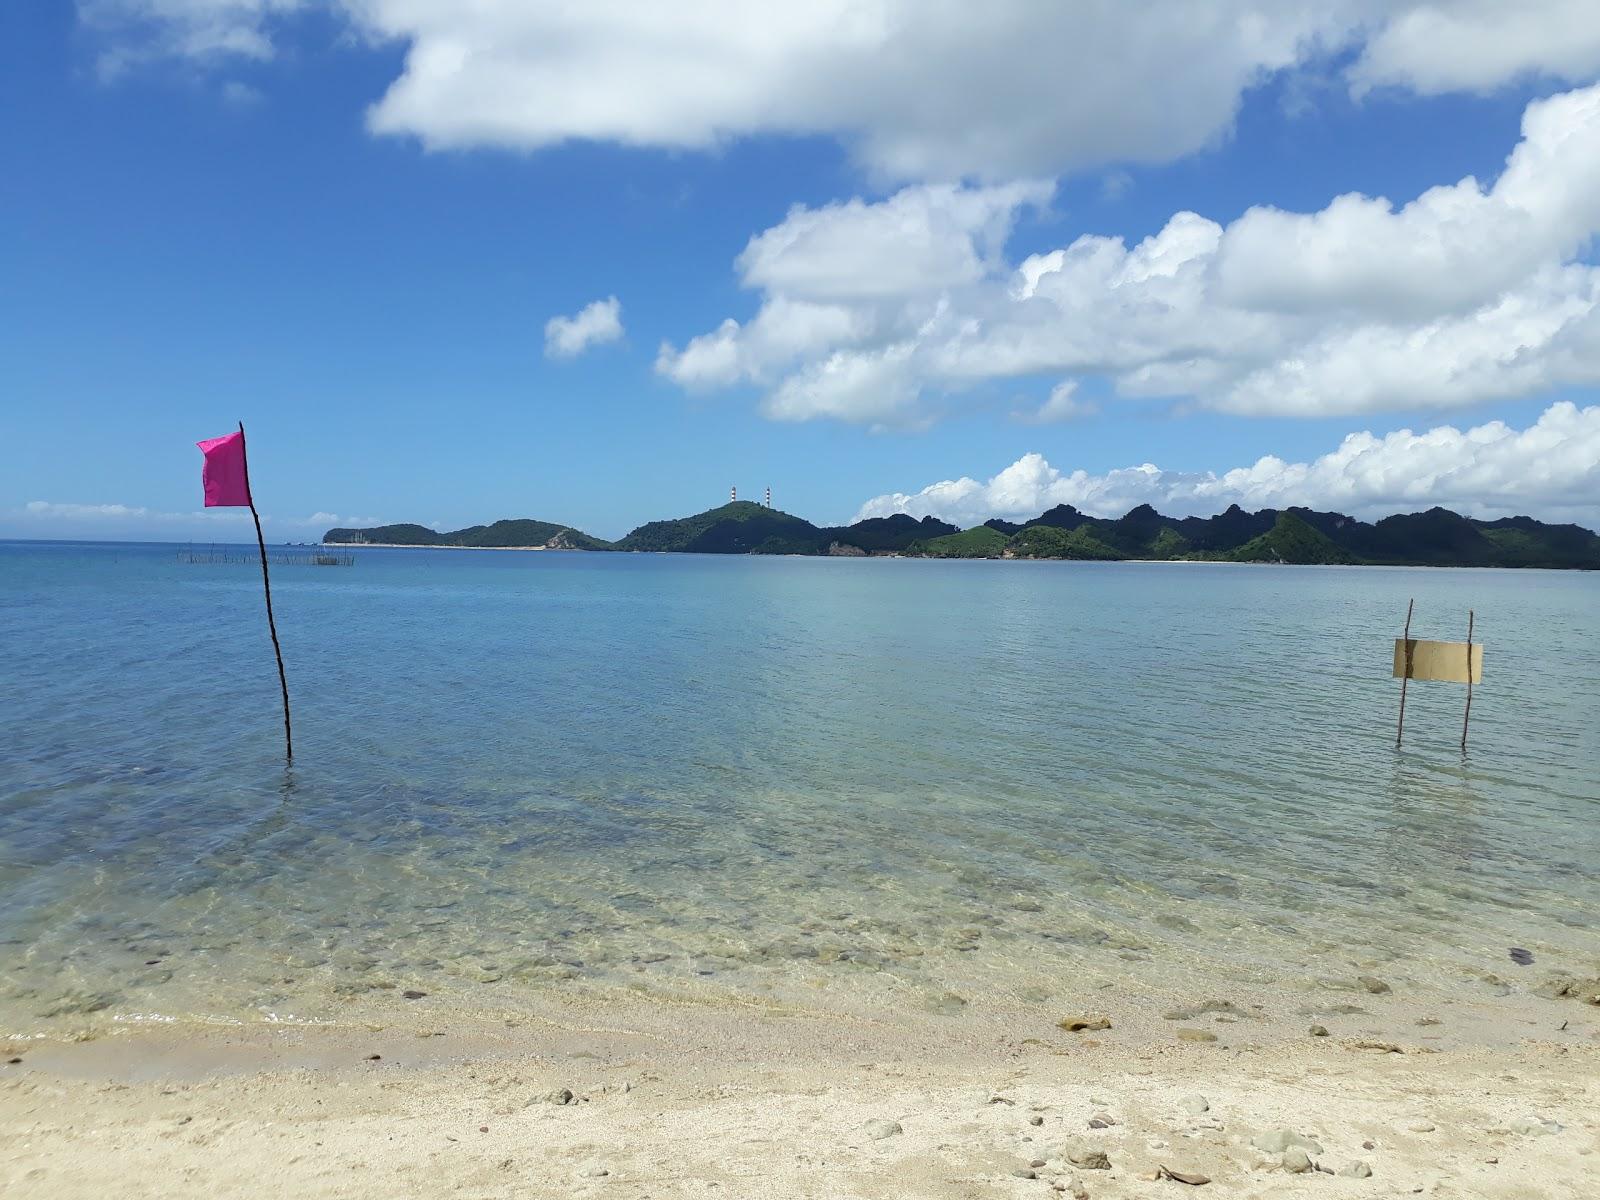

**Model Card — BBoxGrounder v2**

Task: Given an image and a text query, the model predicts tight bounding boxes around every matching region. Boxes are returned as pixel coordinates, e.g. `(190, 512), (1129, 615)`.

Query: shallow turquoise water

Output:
(1, 541), (1597, 1034)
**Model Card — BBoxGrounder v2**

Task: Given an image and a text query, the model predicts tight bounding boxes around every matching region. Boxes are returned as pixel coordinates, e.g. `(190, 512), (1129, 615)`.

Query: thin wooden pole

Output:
(238, 422), (293, 764)
(1461, 609), (1474, 754)
(1396, 598), (1414, 748)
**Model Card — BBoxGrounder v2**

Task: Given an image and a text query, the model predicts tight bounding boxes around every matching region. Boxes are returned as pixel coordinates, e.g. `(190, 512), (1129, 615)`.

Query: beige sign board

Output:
(1393, 639), (1483, 684)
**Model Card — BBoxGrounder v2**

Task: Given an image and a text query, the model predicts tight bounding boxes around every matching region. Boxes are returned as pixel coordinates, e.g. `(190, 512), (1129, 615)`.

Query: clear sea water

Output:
(1, 540), (1597, 1037)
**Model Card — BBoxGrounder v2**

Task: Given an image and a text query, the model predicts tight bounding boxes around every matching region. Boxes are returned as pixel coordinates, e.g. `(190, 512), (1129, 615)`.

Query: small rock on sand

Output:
(1252, 1130), (1323, 1156)
(1408, 1121), (1436, 1133)
(1029, 1115), (1045, 1126)
(1061, 1176), (1089, 1199)
(864, 1119), (903, 1140)
(533, 1088), (574, 1106)
(1063, 1144), (1111, 1170)
(1175, 1029), (1217, 1043)
(1087, 1113), (1118, 1128)
(1531, 976), (1600, 1002)
(1283, 1147), (1313, 1173)
(1357, 975), (1391, 994)
(1340, 1161), (1373, 1178)
(1309, 1024), (1329, 1037)
(1058, 1015), (1112, 1032)
(1509, 1116), (1562, 1136)
(1180, 1094), (1210, 1114)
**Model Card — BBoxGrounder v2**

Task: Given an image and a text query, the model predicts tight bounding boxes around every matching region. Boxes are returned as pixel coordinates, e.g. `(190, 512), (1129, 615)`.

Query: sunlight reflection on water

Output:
(1, 542), (1597, 1035)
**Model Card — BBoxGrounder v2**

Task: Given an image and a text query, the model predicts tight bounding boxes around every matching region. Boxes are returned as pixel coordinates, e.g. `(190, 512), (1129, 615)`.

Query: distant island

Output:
(321, 518), (610, 552)
(324, 502), (1600, 569)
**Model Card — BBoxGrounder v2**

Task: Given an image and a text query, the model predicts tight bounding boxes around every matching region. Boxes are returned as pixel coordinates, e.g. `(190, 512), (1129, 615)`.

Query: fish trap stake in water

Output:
(1393, 599), (1482, 752)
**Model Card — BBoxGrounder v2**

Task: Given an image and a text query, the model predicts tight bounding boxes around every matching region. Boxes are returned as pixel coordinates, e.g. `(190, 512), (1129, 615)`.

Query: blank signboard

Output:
(1393, 639), (1484, 684)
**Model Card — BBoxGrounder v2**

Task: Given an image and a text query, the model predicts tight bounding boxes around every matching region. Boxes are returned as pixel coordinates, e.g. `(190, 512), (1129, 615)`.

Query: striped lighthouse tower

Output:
(765, 486), (771, 508)
(730, 485), (737, 503)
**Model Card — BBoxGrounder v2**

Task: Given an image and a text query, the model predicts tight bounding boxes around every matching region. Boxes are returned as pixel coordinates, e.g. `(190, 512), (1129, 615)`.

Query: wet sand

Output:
(3, 984), (1596, 1199)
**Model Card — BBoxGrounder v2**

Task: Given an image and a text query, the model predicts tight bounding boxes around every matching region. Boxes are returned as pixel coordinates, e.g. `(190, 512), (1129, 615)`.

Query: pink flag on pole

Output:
(197, 430), (252, 507)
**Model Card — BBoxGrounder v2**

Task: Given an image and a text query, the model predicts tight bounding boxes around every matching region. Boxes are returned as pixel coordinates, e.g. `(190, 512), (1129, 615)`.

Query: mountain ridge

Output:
(324, 502), (1600, 569)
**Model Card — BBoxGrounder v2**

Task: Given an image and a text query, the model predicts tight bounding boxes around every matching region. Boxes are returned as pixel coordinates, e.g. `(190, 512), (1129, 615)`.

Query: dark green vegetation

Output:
(323, 518), (610, 550)
(913, 525), (1011, 558)
(614, 501), (826, 555)
(1228, 512), (1357, 565)
(326, 502), (1600, 568)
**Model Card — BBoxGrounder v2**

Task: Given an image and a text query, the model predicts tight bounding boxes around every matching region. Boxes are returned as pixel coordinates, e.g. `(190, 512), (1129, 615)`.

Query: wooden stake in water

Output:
(1461, 609), (1474, 754)
(1395, 598), (1414, 748)
(238, 422), (293, 764)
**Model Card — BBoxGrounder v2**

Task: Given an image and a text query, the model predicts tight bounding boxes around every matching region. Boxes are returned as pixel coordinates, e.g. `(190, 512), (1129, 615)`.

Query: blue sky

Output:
(4, 3), (1600, 540)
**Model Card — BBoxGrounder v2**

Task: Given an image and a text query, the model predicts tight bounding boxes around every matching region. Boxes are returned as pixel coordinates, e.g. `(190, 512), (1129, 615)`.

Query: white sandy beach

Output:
(4, 983), (1596, 1199)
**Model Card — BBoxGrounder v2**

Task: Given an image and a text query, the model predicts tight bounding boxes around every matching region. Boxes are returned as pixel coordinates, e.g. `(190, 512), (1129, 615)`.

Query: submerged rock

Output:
(1162, 999), (1252, 1021)
(35, 991), (115, 1018)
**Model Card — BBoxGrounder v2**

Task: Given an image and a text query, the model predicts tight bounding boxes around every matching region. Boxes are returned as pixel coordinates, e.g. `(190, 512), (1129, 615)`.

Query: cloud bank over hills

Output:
(853, 402), (1600, 528)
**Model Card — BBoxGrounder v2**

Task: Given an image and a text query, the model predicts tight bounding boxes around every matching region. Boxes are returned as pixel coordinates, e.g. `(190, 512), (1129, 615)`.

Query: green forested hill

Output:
(323, 519), (612, 549)
(1227, 512), (1358, 565)
(326, 502), (1600, 568)
(817, 513), (957, 553)
(911, 525), (1011, 557)
(614, 501), (824, 554)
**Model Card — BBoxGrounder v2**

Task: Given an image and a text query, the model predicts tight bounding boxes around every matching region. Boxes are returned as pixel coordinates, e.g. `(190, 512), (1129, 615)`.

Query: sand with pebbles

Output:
(3, 981), (1597, 1199)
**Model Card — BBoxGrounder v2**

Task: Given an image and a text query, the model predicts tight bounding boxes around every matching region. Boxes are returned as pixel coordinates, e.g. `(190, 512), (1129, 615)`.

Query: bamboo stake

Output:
(1396, 598), (1414, 748)
(1461, 609), (1474, 754)
(238, 422), (293, 764)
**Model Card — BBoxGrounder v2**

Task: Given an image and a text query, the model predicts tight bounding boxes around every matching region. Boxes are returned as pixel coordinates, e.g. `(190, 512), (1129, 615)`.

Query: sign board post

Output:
(1393, 601), (1483, 752)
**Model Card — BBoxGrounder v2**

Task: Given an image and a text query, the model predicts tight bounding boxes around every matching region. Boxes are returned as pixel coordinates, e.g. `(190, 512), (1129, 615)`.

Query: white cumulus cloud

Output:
(852, 402), (1600, 529)
(662, 83), (1600, 424)
(1349, 1), (1600, 97)
(544, 296), (624, 360)
(81, 3), (1600, 180)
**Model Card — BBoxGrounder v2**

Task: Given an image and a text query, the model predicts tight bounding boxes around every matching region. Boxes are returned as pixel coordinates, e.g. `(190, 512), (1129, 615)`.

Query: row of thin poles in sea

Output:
(177, 545), (355, 567)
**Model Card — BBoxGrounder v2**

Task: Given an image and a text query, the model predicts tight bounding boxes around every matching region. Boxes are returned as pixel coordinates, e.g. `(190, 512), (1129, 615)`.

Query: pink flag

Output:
(197, 430), (252, 507)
